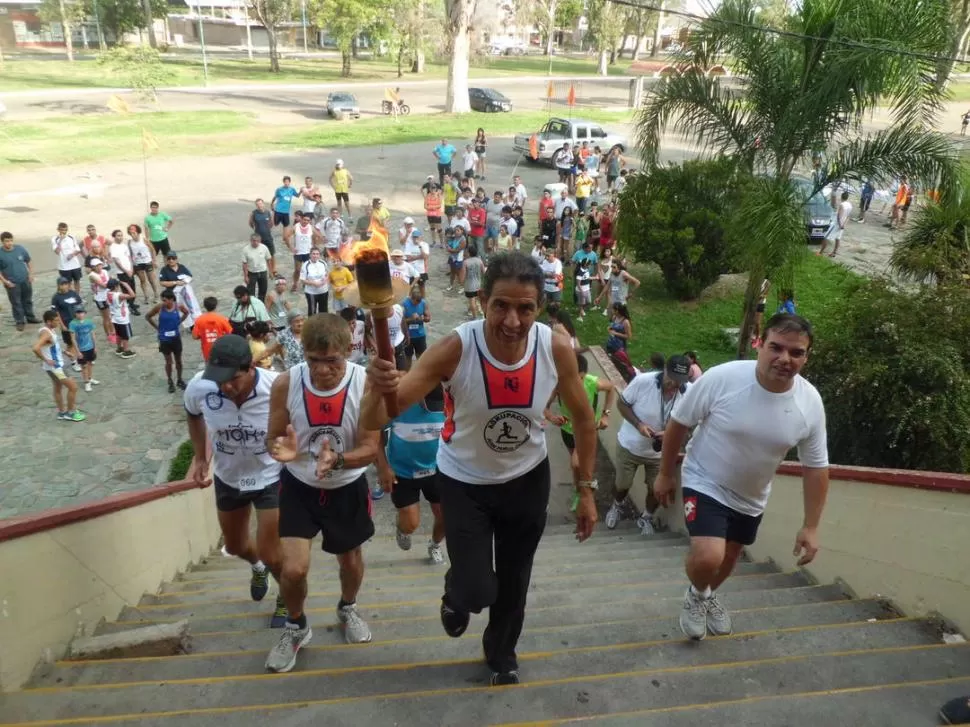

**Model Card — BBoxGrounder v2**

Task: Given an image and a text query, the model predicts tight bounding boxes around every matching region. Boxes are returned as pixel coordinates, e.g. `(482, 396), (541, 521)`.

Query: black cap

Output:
(165, 251), (178, 259)
(666, 354), (691, 385)
(203, 335), (252, 384)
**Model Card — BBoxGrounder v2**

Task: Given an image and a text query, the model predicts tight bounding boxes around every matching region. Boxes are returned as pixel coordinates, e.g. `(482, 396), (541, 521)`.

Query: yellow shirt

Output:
(249, 340), (273, 369)
(443, 184), (458, 208)
(331, 168), (350, 194)
(373, 206), (390, 225)
(329, 266), (354, 299)
(575, 175), (593, 199)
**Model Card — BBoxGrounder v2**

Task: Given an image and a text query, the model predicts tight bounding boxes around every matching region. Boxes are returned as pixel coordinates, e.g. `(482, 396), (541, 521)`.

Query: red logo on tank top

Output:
(476, 336), (537, 409)
(301, 370), (351, 427)
(441, 389), (456, 444)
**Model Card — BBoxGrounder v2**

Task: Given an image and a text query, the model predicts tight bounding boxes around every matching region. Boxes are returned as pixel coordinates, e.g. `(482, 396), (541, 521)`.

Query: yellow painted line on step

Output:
(491, 675), (970, 726)
(28, 617), (920, 692)
(6, 644), (965, 727)
(133, 570), (798, 611)
(53, 607), (904, 667)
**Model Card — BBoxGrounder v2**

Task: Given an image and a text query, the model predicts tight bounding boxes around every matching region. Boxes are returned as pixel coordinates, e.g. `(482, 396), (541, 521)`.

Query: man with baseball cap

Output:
(389, 249), (416, 288)
(608, 354), (693, 536)
(398, 217), (416, 246)
(184, 334), (287, 628)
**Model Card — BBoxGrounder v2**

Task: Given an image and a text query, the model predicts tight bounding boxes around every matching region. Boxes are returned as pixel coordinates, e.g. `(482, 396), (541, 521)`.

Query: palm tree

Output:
(890, 165), (970, 285)
(636, 0), (957, 357)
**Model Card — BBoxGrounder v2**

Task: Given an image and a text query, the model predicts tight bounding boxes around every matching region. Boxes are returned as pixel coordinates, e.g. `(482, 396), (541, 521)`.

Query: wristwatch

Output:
(577, 479), (599, 491)
(602, 409), (611, 416)
(332, 452), (345, 471)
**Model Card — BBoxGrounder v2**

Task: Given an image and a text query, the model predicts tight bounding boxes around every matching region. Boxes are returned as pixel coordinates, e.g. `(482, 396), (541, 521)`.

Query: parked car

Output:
(469, 87), (512, 113)
(792, 177), (834, 241)
(326, 92), (360, 120)
(513, 117), (627, 163)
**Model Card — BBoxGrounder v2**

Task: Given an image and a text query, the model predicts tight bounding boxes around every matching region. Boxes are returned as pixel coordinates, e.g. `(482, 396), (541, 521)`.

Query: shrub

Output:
(167, 440), (195, 482)
(615, 158), (743, 300)
(806, 279), (970, 473)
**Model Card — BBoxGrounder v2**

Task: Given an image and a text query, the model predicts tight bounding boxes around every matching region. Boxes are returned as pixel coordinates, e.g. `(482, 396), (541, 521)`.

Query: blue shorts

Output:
(486, 225), (500, 239)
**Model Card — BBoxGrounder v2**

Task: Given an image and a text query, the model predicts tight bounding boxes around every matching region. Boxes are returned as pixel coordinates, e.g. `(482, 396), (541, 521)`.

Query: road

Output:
(0, 75), (636, 122)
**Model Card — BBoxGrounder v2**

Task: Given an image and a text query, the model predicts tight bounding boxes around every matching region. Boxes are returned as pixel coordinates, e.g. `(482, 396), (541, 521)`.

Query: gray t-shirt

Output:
(463, 257), (485, 293)
(0, 245), (31, 284)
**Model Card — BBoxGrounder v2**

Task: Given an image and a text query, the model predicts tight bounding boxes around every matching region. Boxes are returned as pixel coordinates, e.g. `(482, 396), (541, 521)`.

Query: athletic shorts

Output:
(545, 290), (562, 303)
(279, 469), (375, 554)
(444, 206), (457, 218)
(113, 323), (132, 341)
(135, 262), (152, 272)
(260, 237), (275, 256)
(464, 168), (475, 179)
(561, 429), (576, 451)
(404, 335), (427, 358)
(274, 212), (291, 227)
(158, 337), (183, 356)
(95, 300), (109, 311)
(427, 216), (442, 226)
(46, 368), (68, 382)
(153, 238), (172, 258)
(391, 474), (440, 509)
(214, 475), (280, 512)
(58, 268), (82, 283)
(335, 192), (349, 203)
(577, 288), (591, 305)
(465, 290), (479, 299)
(682, 487), (764, 546)
(61, 329), (74, 346)
(79, 348), (97, 364)
(449, 257), (464, 270)
(293, 253), (310, 264)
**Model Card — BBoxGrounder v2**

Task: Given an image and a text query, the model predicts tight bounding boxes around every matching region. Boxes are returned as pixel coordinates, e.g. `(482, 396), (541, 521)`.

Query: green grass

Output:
(0, 109), (633, 169)
(167, 440), (195, 482)
(566, 251), (860, 370)
(0, 54), (633, 92)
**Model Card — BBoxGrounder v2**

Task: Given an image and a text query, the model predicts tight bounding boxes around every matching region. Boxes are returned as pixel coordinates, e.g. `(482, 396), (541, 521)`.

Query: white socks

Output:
(691, 585), (712, 600)
(252, 560), (266, 573)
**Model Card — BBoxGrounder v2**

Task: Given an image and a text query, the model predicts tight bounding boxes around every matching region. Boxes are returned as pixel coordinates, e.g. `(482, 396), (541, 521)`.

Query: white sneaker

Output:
(89, 379), (100, 386)
(428, 541), (445, 565)
(265, 623), (312, 672)
(635, 511), (655, 536)
(337, 603), (372, 644)
(84, 382), (92, 392)
(679, 587), (708, 640)
(72, 361), (82, 372)
(605, 500), (622, 529)
(396, 527), (412, 551)
(706, 593), (733, 636)
(601, 308), (609, 316)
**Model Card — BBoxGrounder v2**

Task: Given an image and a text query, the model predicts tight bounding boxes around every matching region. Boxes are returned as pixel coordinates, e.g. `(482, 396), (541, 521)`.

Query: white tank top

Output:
(129, 237), (153, 265)
(293, 224), (313, 255)
(437, 320), (558, 484)
(89, 269), (109, 302)
(40, 326), (64, 371)
(284, 361), (367, 489)
(388, 305), (404, 347)
(349, 320), (366, 363)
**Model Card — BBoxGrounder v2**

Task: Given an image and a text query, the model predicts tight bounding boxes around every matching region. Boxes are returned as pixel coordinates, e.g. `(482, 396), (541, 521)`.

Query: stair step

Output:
(7, 630), (965, 724)
(141, 561), (781, 607)
(35, 600), (900, 687)
(566, 677), (970, 726)
(97, 582), (847, 636)
(118, 571), (812, 622)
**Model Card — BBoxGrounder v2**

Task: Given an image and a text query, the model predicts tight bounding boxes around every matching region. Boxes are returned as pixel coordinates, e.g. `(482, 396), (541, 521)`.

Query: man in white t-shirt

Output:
(512, 175), (528, 208)
(449, 207), (471, 236)
(389, 249), (417, 288)
(817, 190), (853, 258)
(184, 334), (287, 628)
(554, 190), (578, 221)
(462, 144), (478, 179)
(108, 228), (142, 316)
(654, 314), (829, 641)
(317, 207), (346, 261)
(540, 247), (563, 303)
(404, 230), (430, 291)
(608, 356), (692, 536)
(52, 222), (83, 293)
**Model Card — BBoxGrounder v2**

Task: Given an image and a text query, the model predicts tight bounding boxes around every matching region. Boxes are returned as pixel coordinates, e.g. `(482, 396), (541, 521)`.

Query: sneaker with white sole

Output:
(706, 593), (733, 636)
(605, 500), (623, 529)
(265, 623), (312, 672)
(428, 541), (445, 565)
(71, 361), (82, 372)
(679, 587), (709, 640)
(89, 379), (100, 385)
(396, 527), (412, 551)
(84, 382), (92, 392)
(635, 512), (655, 536)
(337, 603), (372, 643)
(250, 566), (269, 601)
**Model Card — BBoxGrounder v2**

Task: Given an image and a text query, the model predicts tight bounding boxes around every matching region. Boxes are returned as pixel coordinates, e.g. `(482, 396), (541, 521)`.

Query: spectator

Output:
(685, 351), (703, 382)
(242, 233), (274, 302)
(605, 302), (632, 355)
(228, 284), (270, 336)
(0, 231), (38, 331)
(266, 309), (306, 370)
(192, 296), (233, 361)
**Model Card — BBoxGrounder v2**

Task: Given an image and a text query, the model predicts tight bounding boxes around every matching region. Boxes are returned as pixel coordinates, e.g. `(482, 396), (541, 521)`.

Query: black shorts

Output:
(59, 268), (82, 283)
(682, 487), (764, 546)
(113, 323), (131, 341)
(404, 335), (427, 358)
(393, 340), (407, 370)
(95, 300), (109, 311)
(279, 469), (374, 554)
(158, 336), (183, 356)
(215, 475), (280, 512)
(79, 348), (97, 363)
(153, 238), (171, 258)
(391, 474), (440, 509)
(560, 429), (576, 451)
(464, 169), (475, 179)
(260, 237), (276, 256)
(135, 262), (152, 272)
(274, 212), (291, 227)
(61, 329), (74, 346)
(558, 169), (571, 182)
(293, 253), (310, 264)
(335, 192), (349, 203)
(444, 206), (457, 218)
(465, 290), (479, 299)
(427, 216), (442, 226)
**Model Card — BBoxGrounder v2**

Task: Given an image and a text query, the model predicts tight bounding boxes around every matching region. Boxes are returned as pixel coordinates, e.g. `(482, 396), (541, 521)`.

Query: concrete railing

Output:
(586, 347), (970, 636)
(0, 479), (222, 692)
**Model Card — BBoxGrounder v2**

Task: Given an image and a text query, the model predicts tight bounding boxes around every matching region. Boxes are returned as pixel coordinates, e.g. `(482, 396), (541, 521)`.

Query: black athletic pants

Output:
(438, 458), (550, 674)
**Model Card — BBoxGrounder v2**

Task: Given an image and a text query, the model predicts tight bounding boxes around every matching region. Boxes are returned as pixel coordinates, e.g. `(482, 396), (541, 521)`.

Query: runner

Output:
(106, 279), (137, 358)
(329, 160), (354, 219)
(32, 310), (85, 422)
(300, 247), (330, 316)
(127, 224), (159, 305)
(376, 384), (447, 564)
(404, 230), (430, 295)
(402, 285), (430, 368)
(69, 305), (99, 392)
(192, 296), (233, 361)
(360, 251), (598, 686)
(146, 290), (190, 393)
(184, 334), (287, 629)
(298, 176), (319, 217)
(51, 222), (83, 294)
(272, 176), (299, 231)
(424, 185), (445, 247)
(317, 208), (347, 263)
(328, 258), (354, 313)
(654, 314), (829, 640)
(108, 228), (141, 316)
(264, 313), (381, 672)
(287, 212), (317, 293)
(389, 249), (416, 288)
(144, 201), (173, 260)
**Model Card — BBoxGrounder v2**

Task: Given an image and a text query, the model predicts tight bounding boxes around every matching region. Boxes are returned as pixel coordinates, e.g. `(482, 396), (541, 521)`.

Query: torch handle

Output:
(371, 313), (400, 419)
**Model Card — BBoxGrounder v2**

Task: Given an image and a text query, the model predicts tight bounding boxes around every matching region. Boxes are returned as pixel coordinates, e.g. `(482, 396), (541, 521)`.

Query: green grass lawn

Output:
(0, 109), (633, 169)
(565, 250), (859, 370)
(0, 53), (633, 92)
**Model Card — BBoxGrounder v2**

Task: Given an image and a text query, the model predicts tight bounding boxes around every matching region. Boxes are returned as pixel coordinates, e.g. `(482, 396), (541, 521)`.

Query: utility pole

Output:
(300, 0), (308, 54)
(197, 4), (209, 85)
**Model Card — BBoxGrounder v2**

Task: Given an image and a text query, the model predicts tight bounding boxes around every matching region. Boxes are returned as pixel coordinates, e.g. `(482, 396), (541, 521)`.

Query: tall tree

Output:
(636, 0), (957, 358)
(444, 0), (475, 113)
(250, 0), (294, 72)
(586, 0), (624, 75)
(935, 0), (970, 91)
(141, 0), (157, 47)
(307, 0), (379, 76)
(39, 0), (86, 60)
(85, 0), (167, 45)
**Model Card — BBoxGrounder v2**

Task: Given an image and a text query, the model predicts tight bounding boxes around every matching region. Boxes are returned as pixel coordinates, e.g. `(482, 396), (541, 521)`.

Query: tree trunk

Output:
(609, 46), (617, 64)
(597, 49), (608, 75)
(267, 28), (280, 72)
(411, 49), (425, 73)
(545, 0), (556, 56)
(735, 274), (761, 360)
(935, 6), (970, 92)
(630, 34), (643, 61)
(397, 44), (404, 77)
(80, 23), (88, 49)
(651, 0), (666, 57)
(444, 0), (473, 113)
(142, 0), (157, 48)
(58, 0), (74, 61)
(352, 36), (360, 59)
(342, 49), (352, 76)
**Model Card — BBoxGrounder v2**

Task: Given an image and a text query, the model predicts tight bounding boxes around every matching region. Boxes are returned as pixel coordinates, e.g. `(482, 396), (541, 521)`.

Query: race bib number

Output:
(237, 477), (262, 492)
(408, 323), (421, 331)
(412, 468), (436, 479)
(163, 329), (177, 338)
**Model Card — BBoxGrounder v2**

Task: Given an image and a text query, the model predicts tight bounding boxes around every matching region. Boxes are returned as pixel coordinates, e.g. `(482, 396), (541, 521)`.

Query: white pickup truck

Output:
(512, 117), (627, 163)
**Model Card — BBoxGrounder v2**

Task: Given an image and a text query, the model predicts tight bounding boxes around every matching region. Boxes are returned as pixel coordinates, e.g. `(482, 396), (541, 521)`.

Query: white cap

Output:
(403, 216), (414, 225)
(89, 257), (103, 266)
(335, 159), (344, 167)
(427, 175), (435, 180)
(391, 249), (405, 257)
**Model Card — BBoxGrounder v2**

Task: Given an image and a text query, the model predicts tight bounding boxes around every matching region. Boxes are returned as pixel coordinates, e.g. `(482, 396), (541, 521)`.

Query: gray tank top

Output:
(269, 293), (289, 329)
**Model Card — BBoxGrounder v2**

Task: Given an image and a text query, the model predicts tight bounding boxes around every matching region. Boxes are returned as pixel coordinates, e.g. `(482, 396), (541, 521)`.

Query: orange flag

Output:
(529, 134), (539, 161)
(546, 80), (555, 99)
(566, 84), (576, 106)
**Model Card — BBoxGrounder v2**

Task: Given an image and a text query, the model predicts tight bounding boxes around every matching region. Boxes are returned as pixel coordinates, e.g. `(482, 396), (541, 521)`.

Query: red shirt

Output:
(599, 215), (614, 246)
(468, 207), (487, 237)
(539, 198), (556, 221)
(83, 235), (107, 255)
(192, 312), (233, 361)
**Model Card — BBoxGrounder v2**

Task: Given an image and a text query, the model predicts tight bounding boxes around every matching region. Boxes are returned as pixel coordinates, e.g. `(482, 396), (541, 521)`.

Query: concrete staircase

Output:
(6, 520), (970, 726)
